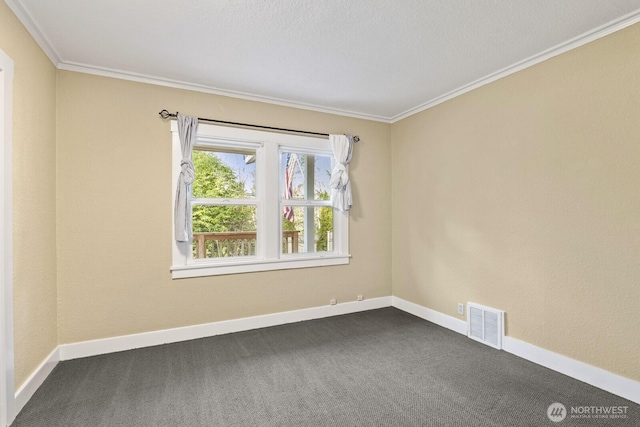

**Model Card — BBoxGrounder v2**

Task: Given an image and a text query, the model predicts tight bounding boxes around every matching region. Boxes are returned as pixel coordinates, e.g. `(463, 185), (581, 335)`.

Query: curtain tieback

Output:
(180, 159), (195, 184)
(330, 163), (349, 189)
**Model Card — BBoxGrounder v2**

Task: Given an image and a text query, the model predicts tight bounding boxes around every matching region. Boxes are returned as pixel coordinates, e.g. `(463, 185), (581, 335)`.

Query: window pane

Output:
(282, 206), (333, 254)
(192, 205), (257, 258)
(192, 148), (256, 199)
(281, 152), (332, 201)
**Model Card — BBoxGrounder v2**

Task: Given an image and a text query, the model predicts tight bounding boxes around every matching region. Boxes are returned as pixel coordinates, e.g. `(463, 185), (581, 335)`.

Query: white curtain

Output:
(329, 134), (354, 211)
(174, 115), (198, 242)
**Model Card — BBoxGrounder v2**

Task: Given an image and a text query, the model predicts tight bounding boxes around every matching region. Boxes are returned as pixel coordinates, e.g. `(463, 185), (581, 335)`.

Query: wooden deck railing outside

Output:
(193, 230), (299, 258)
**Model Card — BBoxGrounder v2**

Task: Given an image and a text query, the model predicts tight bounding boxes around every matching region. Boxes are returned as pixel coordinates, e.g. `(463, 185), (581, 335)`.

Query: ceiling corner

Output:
(5, 0), (61, 66)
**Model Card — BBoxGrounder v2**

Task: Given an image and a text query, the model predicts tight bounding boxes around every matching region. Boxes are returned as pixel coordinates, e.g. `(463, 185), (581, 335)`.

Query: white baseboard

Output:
(391, 297), (640, 405)
(14, 347), (59, 417)
(59, 296), (392, 361)
(391, 296), (467, 335)
(502, 336), (640, 405)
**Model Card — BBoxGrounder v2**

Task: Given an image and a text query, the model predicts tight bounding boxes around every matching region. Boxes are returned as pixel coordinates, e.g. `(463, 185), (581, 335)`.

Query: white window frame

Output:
(171, 122), (350, 278)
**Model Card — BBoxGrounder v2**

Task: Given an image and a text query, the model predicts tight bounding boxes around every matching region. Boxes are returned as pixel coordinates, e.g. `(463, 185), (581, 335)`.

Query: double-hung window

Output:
(171, 122), (350, 278)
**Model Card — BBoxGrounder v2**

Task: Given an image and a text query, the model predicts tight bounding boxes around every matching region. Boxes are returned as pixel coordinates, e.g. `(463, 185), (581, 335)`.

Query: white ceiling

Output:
(7, 0), (640, 122)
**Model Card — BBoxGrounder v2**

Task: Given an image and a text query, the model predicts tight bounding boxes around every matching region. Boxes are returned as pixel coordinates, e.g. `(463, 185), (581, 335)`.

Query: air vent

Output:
(467, 302), (504, 350)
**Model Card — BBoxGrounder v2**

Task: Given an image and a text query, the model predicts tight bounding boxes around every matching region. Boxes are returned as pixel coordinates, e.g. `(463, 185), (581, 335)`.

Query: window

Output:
(280, 150), (334, 254)
(191, 145), (258, 259)
(171, 122), (350, 278)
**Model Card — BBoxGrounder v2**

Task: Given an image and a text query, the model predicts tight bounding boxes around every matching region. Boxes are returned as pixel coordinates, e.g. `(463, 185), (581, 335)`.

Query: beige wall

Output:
(391, 23), (640, 381)
(0, 3), (58, 388)
(55, 71), (392, 344)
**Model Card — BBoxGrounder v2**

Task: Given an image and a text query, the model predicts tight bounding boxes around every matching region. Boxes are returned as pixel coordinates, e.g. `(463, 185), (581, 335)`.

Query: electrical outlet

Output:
(457, 303), (464, 315)
(357, 295), (363, 301)
(330, 298), (337, 305)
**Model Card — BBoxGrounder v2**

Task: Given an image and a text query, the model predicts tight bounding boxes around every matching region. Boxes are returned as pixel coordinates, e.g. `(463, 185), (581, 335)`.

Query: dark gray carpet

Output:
(11, 308), (639, 426)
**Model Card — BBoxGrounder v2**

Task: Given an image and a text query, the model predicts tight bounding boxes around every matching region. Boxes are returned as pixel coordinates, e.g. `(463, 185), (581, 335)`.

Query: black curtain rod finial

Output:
(159, 109), (174, 120)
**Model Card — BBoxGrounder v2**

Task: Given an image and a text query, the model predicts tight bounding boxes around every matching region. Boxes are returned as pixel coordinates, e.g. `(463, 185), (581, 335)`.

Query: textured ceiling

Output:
(7, 0), (640, 121)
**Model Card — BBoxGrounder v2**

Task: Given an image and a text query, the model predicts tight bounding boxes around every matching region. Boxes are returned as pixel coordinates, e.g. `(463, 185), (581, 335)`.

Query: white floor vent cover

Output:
(467, 303), (504, 350)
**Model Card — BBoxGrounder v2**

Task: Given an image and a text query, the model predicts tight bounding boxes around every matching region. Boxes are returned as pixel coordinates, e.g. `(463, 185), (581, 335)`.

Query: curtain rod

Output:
(159, 110), (359, 142)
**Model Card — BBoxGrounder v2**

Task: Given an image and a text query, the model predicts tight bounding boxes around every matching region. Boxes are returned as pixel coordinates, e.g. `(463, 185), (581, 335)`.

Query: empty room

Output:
(1, 1), (639, 426)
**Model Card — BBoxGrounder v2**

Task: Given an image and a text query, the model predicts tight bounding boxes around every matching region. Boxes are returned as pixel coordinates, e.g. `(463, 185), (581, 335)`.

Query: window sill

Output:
(171, 254), (351, 279)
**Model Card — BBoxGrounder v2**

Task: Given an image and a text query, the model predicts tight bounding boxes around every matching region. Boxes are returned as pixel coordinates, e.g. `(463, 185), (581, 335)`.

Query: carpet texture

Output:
(11, 308), (638, 426)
